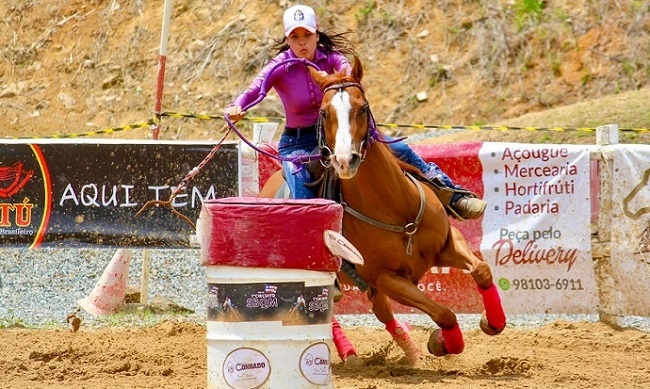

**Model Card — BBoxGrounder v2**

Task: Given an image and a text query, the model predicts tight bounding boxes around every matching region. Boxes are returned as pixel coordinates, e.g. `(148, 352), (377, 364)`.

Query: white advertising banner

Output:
(609, 145), (650, 316)
(479, 143), (598, 313)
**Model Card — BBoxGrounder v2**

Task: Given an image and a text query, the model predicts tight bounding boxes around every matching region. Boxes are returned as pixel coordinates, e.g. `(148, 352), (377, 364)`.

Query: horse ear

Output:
(351, 55), (363, 82)
(308, 66), (327, 88)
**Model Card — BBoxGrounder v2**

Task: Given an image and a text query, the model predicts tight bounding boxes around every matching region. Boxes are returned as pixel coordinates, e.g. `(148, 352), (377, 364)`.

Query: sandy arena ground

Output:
(1, 318), (649, 389)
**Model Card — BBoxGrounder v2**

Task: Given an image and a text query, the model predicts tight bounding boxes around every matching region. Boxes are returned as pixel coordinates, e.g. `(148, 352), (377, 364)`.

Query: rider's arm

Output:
(228, 52), (289, 115)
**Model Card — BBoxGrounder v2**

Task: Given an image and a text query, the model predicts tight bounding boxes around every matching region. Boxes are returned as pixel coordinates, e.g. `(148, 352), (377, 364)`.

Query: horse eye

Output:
(359, 104), (369, 115)
(320, 109), (328, 118)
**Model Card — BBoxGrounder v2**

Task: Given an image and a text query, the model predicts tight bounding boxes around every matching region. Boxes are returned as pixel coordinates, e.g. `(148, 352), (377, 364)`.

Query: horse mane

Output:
(320, 70), (364, 94)
(396, 157), (423, 177)
(374, 135), (425, 179)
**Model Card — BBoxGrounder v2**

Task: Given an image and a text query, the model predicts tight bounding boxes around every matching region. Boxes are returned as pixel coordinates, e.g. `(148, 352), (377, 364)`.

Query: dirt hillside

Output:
(1, 0), (648, 143)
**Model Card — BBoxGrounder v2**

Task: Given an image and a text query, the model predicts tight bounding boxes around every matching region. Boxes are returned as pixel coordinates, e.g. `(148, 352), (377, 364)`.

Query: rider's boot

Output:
(423, 163), (487, 220)
(451, 195), (487, 220)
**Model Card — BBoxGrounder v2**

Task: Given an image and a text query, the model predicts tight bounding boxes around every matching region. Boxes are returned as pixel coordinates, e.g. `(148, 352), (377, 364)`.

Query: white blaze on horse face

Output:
(330, 90), (355, 178)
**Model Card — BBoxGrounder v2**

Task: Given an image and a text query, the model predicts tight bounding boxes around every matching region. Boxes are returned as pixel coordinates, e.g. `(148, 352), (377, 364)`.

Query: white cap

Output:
(283, 5), (318, 36)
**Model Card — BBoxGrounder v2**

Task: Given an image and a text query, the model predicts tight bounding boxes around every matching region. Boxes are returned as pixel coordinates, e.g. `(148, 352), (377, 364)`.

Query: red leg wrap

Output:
(478, 284), (506, 330)
(441, 324), (465, 354)
(332, 315), (357, 361)
(386, 319), (421, 363)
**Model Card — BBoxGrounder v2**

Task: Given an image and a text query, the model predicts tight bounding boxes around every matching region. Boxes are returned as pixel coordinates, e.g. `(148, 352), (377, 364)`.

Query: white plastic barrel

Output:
(206, 266), (336, 388)
(198, 198), (343, 389)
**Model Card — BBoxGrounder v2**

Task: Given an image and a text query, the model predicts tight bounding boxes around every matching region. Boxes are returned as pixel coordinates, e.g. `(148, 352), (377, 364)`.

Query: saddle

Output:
(306, 159), (340, 202)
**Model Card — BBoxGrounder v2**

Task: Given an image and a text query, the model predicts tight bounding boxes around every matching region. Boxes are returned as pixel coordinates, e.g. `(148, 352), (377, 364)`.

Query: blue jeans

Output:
(278, 131), (319, 199)
(385, 136), (457, 188)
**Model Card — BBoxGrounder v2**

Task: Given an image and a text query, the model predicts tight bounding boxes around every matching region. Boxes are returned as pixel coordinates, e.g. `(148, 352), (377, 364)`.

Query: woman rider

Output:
(225, 4), (486, 219)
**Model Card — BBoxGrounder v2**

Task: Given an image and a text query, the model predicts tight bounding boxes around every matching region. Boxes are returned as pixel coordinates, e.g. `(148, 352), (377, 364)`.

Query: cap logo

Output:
(293, 10), (305, 21)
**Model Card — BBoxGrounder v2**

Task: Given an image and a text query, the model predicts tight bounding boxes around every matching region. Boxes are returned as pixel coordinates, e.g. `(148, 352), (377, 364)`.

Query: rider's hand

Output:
(224, 105), (245, 122)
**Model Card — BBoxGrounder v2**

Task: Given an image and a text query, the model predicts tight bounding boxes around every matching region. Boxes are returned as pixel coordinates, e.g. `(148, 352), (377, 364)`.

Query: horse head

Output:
(309, 56), (371, 179)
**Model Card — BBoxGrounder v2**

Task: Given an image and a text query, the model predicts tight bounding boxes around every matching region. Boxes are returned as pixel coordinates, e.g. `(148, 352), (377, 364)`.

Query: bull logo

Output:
(0, 162), (34, 198)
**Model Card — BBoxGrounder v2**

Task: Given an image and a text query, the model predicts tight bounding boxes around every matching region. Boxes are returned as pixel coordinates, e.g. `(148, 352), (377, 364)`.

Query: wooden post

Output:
(140, 249), (152, 305)
(140, 0), (174, 305)
(594, 123), (622, 328)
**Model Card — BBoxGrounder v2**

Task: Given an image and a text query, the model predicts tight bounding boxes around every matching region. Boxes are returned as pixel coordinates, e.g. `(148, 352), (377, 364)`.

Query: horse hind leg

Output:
(441, 226), (507, 335)
(477, 282), (507, 335)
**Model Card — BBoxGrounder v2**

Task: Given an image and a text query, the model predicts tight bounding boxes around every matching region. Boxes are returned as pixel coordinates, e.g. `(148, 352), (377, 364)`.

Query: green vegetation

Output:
(355, 0), (377, 23)
(513, 0), (546, 29)
(0, 310), (28, 329)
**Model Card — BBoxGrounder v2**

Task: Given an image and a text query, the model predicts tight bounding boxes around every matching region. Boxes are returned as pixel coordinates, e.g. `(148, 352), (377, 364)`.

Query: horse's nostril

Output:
(350, 153), (362, 169)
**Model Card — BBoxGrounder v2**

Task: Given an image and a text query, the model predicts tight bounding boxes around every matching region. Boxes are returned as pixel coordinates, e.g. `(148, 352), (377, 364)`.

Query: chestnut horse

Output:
(261, 56), (506, 365)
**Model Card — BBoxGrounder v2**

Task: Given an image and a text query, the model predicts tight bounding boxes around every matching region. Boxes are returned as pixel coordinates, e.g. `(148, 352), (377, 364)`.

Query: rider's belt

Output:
(283, 124), (317, 137)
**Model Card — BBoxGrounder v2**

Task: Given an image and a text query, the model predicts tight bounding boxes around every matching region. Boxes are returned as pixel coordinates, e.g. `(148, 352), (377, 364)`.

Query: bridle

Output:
(316, 81), (381, 167)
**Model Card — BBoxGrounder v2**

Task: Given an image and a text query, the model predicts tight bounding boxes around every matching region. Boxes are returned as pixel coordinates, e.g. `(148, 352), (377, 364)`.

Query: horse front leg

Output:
(373, 273), (465, 358)
(368, 287), (422, 365)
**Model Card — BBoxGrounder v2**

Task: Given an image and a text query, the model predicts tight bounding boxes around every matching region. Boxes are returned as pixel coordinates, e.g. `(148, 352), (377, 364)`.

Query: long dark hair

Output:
(272, 30), (357, 56)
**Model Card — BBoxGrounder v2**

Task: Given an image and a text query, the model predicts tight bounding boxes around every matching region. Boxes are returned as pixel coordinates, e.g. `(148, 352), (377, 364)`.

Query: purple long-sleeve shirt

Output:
(231, 48), (351, 128)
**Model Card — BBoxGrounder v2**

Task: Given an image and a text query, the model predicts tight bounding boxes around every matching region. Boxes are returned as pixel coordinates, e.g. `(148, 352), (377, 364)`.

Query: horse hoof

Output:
(480, 311), (505, 335)
(343, 354), (365, 367)
(427, 329), (449, 357)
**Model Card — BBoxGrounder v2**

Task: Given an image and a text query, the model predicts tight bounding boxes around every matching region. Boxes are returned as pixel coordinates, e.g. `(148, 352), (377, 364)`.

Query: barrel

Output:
(198, 197), (343, 389)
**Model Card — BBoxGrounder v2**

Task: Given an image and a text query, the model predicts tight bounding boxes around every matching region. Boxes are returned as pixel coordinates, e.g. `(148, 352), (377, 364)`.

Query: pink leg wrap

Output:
(332, 316), (357, 361)
(386, 318), (408, 337)
(386, 319), (421, 363)
(441, 324), (465, 354)
(478, 284), (507, 330)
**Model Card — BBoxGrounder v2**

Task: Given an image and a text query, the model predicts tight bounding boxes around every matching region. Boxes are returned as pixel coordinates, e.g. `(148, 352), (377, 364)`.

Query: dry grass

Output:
(418, 85), (650, 145)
